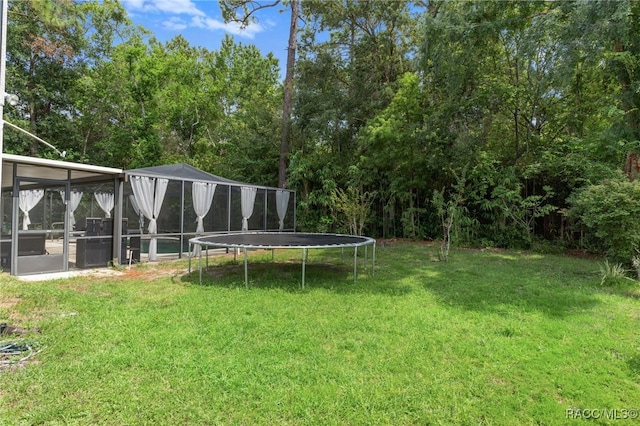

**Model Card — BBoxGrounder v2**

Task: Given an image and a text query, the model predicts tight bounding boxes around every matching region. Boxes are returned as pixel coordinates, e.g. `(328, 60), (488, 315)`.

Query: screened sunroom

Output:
(123, 163), (296, 262)
(0, 153), (125, 275)
(0, 157), (295, 277)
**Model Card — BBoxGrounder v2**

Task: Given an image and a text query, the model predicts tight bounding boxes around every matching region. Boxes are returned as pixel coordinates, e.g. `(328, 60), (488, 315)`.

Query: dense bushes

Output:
(569, 177), (640, 265)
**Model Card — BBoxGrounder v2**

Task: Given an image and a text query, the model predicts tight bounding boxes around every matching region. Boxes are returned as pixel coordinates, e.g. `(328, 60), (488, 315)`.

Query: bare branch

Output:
(221, 0), (281, 28)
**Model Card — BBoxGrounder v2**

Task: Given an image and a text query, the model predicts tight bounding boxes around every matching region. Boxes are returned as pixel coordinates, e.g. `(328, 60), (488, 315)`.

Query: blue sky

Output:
(122, 0), (292, 74)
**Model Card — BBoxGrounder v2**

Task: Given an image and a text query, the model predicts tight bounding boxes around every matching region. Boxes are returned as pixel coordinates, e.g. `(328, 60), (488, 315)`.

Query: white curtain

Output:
(276, 190), (290, 231)
(95, 192), (114, 218)
(193, 182), (216, 233)
(129, 194), (144, 231)
(192, 182), (217, 256)
(241, 186), (257, 231)
(130, 176), (169, 261)
(60, 191), (83, 229)
(18, 189), (45, 230)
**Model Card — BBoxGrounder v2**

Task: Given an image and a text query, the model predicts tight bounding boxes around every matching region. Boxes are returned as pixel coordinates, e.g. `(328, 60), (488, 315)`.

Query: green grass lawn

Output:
(1, 243), (639, 425)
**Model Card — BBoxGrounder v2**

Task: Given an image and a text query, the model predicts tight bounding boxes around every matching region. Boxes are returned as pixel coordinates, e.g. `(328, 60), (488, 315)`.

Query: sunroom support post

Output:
(113, 176), (124, 266)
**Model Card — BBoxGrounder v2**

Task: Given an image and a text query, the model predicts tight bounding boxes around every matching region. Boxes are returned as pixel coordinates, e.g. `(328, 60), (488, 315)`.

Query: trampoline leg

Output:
(188, 243), (192, 273)
(364, 245), (368, 271)
(244, 247), (249, 289)
(372, 243), (376, 276)
(198, 246), (203, 285)
(302, 248), (307, 289)
(353, 246), (358, 283)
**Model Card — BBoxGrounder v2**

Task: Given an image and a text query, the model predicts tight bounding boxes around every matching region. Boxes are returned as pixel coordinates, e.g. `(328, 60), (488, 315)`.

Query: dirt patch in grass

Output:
(0, 297), (35, 325)
(0, 297), (21, 310)
(59, 283), (91, 293)
(121, 264), (190, 281)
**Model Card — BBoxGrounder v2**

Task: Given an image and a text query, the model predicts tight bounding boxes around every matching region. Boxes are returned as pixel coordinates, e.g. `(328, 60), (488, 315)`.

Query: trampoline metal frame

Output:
(189, 232), (376, 288)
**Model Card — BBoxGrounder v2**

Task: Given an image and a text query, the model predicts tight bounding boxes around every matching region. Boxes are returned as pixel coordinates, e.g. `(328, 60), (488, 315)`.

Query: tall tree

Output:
(291, 0), (421, 233)
(411, 0), (628, 244)
(220, 0), (300, 188)
(4, 0), (133, 160)
(81, 33), (281, 172)
(194, 35), (281, 184)
(6, 0), (85, 157)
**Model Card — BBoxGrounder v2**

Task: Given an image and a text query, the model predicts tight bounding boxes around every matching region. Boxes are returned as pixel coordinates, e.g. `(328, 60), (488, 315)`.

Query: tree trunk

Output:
(279, 0), (298, 189)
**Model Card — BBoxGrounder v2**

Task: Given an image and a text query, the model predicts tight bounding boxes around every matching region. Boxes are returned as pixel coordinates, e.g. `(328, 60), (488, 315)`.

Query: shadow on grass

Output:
(181, 260), (412, 295)
(416, 249), (603, 318)
(627, 354), (640, 380)
(181, 245), (625, 316)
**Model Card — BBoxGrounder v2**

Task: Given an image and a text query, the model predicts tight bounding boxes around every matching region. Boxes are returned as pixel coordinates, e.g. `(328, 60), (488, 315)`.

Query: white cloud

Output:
(163, 17), (188, 31)
(122, 0), (205, 16)
(191, 16), (265, 39)
(123, 0), (270, 40)
(155, 0), (205, 16)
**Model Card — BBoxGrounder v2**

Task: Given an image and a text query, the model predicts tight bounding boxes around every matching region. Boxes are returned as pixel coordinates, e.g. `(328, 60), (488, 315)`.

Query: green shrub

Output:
(569, 177), (640, 264)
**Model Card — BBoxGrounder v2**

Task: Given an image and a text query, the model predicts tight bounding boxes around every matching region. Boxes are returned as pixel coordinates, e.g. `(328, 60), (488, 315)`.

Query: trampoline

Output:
(189, 232), (376, 288)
